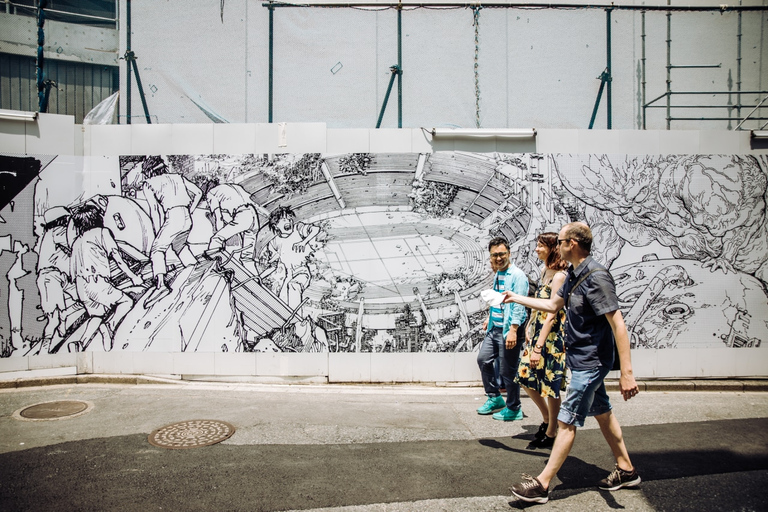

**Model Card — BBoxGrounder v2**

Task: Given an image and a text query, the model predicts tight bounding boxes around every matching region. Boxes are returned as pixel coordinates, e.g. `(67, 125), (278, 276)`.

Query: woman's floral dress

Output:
(515, 273), (567, 398)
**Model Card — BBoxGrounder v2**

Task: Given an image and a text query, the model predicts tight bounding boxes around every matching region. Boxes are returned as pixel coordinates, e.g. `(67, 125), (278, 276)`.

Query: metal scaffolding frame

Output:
(263, 1), (767, 130)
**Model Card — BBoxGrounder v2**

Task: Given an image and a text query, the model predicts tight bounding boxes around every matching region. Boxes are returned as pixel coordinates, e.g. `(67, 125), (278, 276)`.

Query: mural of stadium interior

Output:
(0, 151), (766, 358)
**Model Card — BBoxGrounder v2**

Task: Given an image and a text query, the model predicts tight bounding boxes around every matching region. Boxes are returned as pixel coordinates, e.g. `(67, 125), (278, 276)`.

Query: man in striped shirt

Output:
(476, 236), (529, 421)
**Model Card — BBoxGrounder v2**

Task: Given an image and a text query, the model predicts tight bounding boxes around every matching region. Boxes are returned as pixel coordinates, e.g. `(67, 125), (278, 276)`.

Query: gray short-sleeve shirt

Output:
(557, 255), (620, 370)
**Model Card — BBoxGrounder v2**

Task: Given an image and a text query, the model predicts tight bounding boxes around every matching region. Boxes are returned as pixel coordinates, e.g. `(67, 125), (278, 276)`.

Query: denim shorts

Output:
(557, 366), (613, 427)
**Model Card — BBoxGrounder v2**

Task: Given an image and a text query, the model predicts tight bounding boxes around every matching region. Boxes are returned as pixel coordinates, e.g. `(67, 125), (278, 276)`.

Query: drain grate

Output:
(148, 419), (236, 449)
(18, 400), (91, 420)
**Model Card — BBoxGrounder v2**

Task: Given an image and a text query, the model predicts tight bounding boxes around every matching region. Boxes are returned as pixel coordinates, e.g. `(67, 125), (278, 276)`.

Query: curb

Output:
(0, 375), (766, 391)
(0, 374), (182, 389)
(603, 379), (768, 392)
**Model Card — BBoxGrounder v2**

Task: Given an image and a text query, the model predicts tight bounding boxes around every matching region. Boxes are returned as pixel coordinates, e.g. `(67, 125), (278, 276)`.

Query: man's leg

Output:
(511, 367), (605, 503)
(595, 410), (634, 471)
(476, 328), (505, 414)
(477, 328), (501, 396)
(501, 324), (525, 410)
(492, 324), (524, 420)
(108, 293), (134, 334)
(537, 421), (576, 488)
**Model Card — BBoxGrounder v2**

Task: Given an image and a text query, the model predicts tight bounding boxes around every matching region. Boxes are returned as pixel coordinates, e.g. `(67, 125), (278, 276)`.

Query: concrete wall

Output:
(0, 114), (767, 383)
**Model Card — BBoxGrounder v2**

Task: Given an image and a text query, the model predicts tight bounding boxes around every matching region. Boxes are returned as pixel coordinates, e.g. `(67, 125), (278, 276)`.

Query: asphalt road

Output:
(1, 382), (766, 512)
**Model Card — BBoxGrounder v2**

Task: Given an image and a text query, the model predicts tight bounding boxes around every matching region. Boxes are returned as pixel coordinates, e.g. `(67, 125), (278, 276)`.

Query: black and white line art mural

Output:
(0, 151), (765, 357)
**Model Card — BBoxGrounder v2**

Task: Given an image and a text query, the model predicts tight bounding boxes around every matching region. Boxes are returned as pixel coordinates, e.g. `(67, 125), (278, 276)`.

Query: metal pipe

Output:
(262, 2), (767, 12)
(737, 3), (742, 122)
(606, 7), (612, 129)
(655, 90), (768, 95)
(666, 2), (671, 129)
(669, 64), (721, 69)
(641, 9), (646, 129)
(36, 0), (46, 112)
(376, 66), (399, 128)
(735, 96), (768, 129)
(647, 104), (767, 109)
(589, 71), (608, 129)
(126, 0), (131, 124)
(128, 54), (151, 124)
(670, 116), (768, 121)
(245, 0), (249, 122)
(268, 2), (274, 123)
(397, 5), (402, 128)
(31, 7), (117, 23)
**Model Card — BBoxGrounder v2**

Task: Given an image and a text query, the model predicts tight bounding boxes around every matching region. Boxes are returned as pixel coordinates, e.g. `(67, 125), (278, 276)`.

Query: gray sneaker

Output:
(598, 464), (641, 491)
(510, 473), (549, 504)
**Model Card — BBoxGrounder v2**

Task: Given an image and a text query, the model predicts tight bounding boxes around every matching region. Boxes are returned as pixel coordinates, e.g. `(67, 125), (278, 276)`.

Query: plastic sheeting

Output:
(83, 91), (119, 125)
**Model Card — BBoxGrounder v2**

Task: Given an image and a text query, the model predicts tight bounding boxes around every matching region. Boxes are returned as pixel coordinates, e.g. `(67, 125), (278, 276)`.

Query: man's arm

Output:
(293, 222), (321, 252)
(503, 290), (564, 314)
(605, 309), (639, 401)
(503, 271), (528, 348)
(104, 230), (143, 286)
(143, 184), (162, 234)
(185, 178), (203, 213)
(207, 194), (223, 230)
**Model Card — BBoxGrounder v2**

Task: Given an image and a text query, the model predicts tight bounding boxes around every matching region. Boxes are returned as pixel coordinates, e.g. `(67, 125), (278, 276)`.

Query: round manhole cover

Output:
(148, 420), (236, 449)
(17, 400), (91, 420)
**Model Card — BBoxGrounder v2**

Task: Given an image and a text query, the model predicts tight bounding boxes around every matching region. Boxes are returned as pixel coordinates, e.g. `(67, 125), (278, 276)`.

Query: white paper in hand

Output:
(481, 289), (504, 307)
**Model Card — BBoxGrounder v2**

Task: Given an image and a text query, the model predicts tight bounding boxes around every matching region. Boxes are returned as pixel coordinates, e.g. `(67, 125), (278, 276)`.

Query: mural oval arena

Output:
(0, 152), (765, 357)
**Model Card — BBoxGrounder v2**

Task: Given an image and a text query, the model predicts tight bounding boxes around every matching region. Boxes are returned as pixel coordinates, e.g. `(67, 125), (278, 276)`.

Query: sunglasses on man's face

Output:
(490, 252), (509, 259)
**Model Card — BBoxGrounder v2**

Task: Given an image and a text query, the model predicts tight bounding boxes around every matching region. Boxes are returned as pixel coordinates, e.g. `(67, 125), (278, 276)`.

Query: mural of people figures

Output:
(1, 151), (766, 358)
(68, 204), (144, 351)
(260, 206), (321, 312)
(35, 206), (74, 352)
(205, 183), (267, 276)
(125, 156), (202, 308)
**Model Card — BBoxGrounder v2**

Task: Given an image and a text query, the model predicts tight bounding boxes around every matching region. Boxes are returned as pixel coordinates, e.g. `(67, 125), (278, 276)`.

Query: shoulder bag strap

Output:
(565, 268), (609, 309)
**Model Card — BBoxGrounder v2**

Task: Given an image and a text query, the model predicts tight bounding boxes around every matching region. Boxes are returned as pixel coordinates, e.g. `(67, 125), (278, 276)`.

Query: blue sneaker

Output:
(477, 395), (506, 415)
(492, 407), (524, 421)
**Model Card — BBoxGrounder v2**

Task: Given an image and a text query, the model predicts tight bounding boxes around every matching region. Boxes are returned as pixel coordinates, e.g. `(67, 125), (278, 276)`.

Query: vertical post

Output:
(737, 4), (742, 123)
(36, 0), (46, 112)
(473, 5), (481, 128)
(130, 56), (152, 124)
(641, 10), (646, 129)
(126, 0), (132, 124)
(245, 0), (249, 123)
(606, 8), (612, 129)
(666, 2), (671, 130)
(268, 2), (274, 123)
(397, 5), (402, 128)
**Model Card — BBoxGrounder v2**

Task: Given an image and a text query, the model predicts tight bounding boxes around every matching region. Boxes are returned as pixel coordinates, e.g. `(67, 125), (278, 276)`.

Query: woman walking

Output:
(516, 232), (568, 448)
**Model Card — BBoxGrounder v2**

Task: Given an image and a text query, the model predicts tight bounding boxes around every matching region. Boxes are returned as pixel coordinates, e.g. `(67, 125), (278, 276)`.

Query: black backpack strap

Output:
(565, 268), (610, 309)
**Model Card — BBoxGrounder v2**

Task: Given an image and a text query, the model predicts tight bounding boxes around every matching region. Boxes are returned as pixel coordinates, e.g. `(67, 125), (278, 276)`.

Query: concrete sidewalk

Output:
(1, 379), (767, 511)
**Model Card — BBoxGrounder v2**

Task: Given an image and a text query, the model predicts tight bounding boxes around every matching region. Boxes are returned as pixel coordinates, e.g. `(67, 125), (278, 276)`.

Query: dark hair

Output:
(70, 204), (104, 237)
(43, 215), (70, 232)
(142, 155), (168, 178)
(563, 222), (593, 252)
(268, 205), (296, 234)
(488, 236), (509, 252)
(537, 232), (568, 271)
